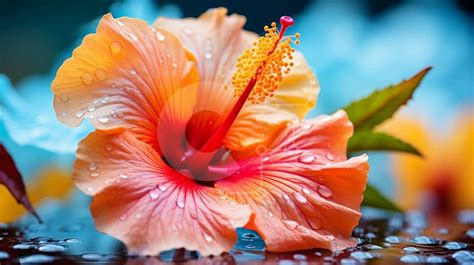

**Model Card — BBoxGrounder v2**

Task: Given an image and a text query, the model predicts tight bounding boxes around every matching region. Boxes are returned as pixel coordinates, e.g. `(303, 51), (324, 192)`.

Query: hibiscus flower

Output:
(51, 8), (369, 256)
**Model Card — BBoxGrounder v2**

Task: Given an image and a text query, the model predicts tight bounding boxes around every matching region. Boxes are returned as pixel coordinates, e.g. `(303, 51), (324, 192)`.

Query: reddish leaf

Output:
(0, 144), (41, 222)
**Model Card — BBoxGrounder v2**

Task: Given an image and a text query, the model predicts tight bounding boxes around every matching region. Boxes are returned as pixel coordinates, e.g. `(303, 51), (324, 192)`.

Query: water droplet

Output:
(318, 185), (332, 198)
(94, 69), (106, 81)
(452, 250), (473, 263)
(75, 111), (84, 118)
(60, 94), (69, 103)
(87, 105), (96, 112)
(120, 215), (127, 221)
(302, 187), (311, 194)
(0, 251), (9, 259)
(156, 31), (165, 41)
(205, 52), (212, 59)
(314, 251), (322, 256)
(282, 193), (290, 201)
(110, 41), (122, 55)
(441, 241), (467, 250)
(293, 192), (307, 203)
(184, 28), (192, 35)
(19, 255), (55, 263)
(426, 256), (448, 263)
(242, 233), (257, 239)
(307, 217), (322, 230)
(13, 243), (33, 250)
(267, 211), (274, 217)
(88, 163), (97, 171)
(90, 172), (99, 178)
(87, 187), (94, 192)
(176, 200), (185, 208)
(385, 236), (406, 244)
(403, 247), (420, 253)
(458, 209), (474, 224)
(326, 153), (335, 161)
(326, 235), (335, 240)
(351, 251), (376, 260)
(130, 68), (137, 75)
(282, 220), (299, 230)
(301, 123), (312, 130)
(158, 184), (167, 191)
(293, 254), (306, 260)
(203, 232), (213, 243)
(245, 244), (256, 249)
(38, 244), (65, 252)
(172, 63), (178, 68)
(410, 236), (439, 245)
(365, 244), (383, 250)
(149, 190), (159, 200)
(117, 20), (124, 27)
(82, 253), (104, 261)
(278, 260), (294, 265)
(261, 155), (270, 162)
(60, 112), (67, 117)
(466, 228), (474, 238)
(64, 238), (80, 243)
(299, 152), (315, 163)
(98, 117), (109, 124)
(400, 254), (426, 263)
(129, 33), (138, 41)
(119, 173), (128, 179)
(81, 72), (93, 85)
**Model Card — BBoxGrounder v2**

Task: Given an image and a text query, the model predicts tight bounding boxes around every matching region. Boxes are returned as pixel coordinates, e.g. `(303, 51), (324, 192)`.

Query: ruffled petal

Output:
(52, 14), (199, 150)
(74, 130), (251, 256)
(216, 110), (368, 252)
(155, 8), (319, 153)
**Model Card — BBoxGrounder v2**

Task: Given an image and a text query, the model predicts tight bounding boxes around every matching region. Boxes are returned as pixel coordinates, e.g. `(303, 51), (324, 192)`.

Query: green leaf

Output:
(348, 131), (422, 156)
(344, 67), (431, 131)
(362, 184), (402, 212)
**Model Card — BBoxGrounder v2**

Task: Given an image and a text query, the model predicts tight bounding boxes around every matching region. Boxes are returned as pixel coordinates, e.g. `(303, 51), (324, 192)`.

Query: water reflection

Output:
(0, 210), (473, 264)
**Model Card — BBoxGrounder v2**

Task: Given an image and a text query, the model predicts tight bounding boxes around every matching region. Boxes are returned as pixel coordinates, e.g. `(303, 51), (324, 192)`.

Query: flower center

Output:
(178, 16), (299, 180)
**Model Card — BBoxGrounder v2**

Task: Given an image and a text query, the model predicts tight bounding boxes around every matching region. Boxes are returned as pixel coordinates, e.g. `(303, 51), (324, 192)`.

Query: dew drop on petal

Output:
(301, 123), (312, 130)
(326, 235), (335, 240)
(176, 200), (185, 209)
(318, 185), (332, 198)
(299, 152), (315, 163)
(441, 241), (467, 250)
(156, 31), (165, 42)
(130, 68), (137, 75)
(81, 72), (93, 85)
(0, 251), (9, 259)
(403, 247), (420, 253)
(88, 163), (97, 171)
(98, 117), (109, 124)
(261, 155), (270, 162)
(94, 69), (106, 81)
(307, 217), (322, 230)
(90, 172), (99, 178)
(87, 105), (96, 112)
(293, 254), (307, 260)
(203, 232), (213, 243)
(119, 215), (127, 221)
(205, 52), (212, 60)
(294, 192), (307, 203)
(400, 254), (425, 263)
(282, 193), (290, 201)
(60, 94), (69, 103)
(158, 184), (167, 191)
(19, 255), (55, 263)
(110, 41), (122, 55)
(38, 244), (65, 253)
(129, 33), (138, 42)
(119, 174), (128, 179)
(326, 153), (335, 161)
(282, 220), (299, 230)
(302, 187), (311, 194)
(117, 20), (124, 27)
(172, 63), (178, 68)
(149, 190), (159, 200)
(75, 111), (85, 118)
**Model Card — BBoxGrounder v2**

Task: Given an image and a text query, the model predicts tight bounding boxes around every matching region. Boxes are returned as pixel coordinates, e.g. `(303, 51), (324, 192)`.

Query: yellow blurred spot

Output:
(0, 168), (73, 222)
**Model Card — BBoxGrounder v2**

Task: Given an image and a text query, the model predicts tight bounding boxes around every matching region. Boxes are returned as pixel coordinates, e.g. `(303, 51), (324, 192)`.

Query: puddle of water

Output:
(0, 210), (473, 264)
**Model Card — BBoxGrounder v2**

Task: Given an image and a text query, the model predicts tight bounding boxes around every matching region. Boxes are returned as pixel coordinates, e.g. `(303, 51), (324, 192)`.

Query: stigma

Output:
(232, 16), (300, 103)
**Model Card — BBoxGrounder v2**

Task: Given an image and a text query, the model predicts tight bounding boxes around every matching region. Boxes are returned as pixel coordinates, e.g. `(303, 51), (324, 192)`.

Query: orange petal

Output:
(52, 14), (199, 150)
(216, 110), (369, 252)
(74, 130), (251, 256)
(155, 8), (319, 153)
(154, 8), (254, 89)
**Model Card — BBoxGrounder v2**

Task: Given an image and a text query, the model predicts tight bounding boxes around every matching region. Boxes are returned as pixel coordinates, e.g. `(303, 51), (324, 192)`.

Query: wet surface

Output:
(0, 210), (473, 264)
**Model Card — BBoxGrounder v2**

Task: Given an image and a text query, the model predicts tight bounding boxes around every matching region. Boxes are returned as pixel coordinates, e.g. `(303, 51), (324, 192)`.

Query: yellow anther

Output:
(232, 21), (298, 103)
